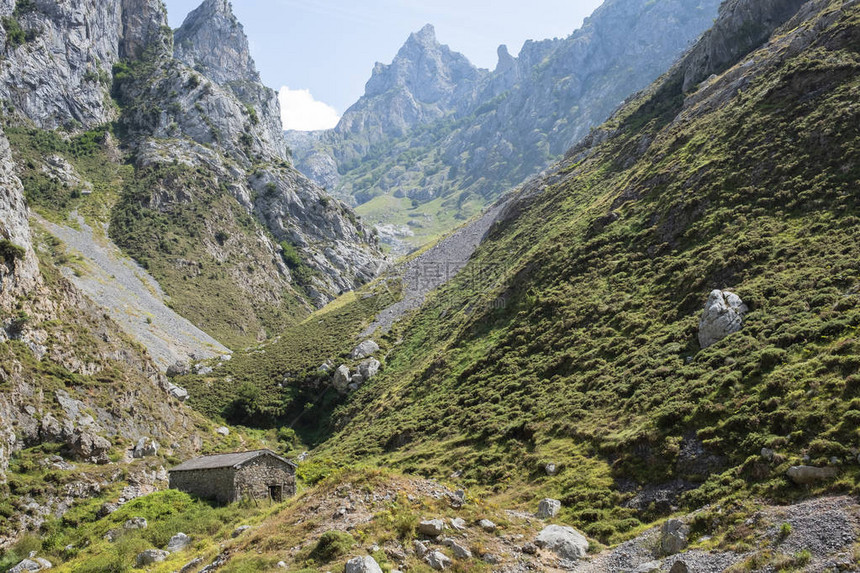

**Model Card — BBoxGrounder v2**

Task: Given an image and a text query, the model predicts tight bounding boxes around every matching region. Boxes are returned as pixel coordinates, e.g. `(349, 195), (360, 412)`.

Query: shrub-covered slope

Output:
(304, 0), (860, 543)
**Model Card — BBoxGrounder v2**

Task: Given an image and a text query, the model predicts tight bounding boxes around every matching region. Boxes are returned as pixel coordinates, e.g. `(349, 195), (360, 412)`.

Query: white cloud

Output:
(278, 86), (340, 131)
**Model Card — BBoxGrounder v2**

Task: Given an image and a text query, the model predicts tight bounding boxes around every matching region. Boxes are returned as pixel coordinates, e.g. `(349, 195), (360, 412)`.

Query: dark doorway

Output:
(268, 485), (283, 502)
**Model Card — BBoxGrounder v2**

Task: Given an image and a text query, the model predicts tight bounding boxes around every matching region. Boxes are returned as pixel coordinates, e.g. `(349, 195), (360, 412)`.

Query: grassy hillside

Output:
(296, 0), (860, 544)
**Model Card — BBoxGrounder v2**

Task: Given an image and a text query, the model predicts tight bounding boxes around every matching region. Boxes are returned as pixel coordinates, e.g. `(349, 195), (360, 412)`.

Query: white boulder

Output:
(698, 290), (748, 348)
(535, 524), (589, 560)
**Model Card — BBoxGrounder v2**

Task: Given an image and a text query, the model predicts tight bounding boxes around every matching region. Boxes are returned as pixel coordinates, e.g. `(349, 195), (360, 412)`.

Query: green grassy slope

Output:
(302, 0), (860, 543)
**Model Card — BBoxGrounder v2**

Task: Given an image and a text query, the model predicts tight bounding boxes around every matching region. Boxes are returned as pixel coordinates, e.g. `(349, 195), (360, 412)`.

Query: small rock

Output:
(419, 519), (445, 536)
(660, 519), (689, 556)
(124, 517), (148, 530)
(536, 498), (561, 519)
(232, 525), (251, 538)
(351, 340), (380, 359)
(424, 550), (452, 570)
(180, 558), (204, 573)
(786, 465), (838, 484)
(216, 426), (230, 436)
(670, 560), (689, 573)
(104, 529), (120, 543)
(482, 554), (501, 564)
(450, 517), (466, 531)
(413, 540), (428, 557)
(442, 538), (472, 559)
(535, 524), (589, 560)
(448, 489), (466, 508)
(634, 561), (661, 573)
(761, 447), (775, 461)
(345, 555), (384, 573)
(545, 463), (558, 476)
(196, 366), (213, 376)
(135, 549), (170, 567)
(478, 519), (496, 533)
(165, 532), (192, 552)
(522, 542), (538, 555)
(276, 562), (287, 569)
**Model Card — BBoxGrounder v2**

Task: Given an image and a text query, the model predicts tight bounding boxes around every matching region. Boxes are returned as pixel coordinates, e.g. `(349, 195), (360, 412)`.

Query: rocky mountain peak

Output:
(174, 0), (259, 85)
(407, 23), (438, 47)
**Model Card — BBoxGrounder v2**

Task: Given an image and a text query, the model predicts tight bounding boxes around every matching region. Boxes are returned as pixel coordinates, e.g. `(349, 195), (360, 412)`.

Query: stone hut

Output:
(168, 449), (296, 503)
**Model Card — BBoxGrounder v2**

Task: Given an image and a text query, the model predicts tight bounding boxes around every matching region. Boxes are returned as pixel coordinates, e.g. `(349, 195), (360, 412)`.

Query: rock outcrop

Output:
(698, 290), (748, 348)
(535, 524), (589, 560)
(0, 0), (168, 130)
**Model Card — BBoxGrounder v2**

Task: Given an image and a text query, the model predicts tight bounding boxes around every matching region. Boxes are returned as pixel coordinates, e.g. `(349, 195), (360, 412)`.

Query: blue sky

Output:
(166, 0), (604, 130)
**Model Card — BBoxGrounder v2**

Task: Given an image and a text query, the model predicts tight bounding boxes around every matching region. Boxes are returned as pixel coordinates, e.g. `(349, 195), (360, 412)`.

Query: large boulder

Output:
(135, 549), (170, 567)
(133, 437), (159, 458)
(168, 383), (189, 401)
(7, 559), (46, 573)
(535, 524), (589, 560)
(166, 361), (190, 377)
(418, 518), (445, 536)
(165, 532), (192, 552)
(351, 339), (380, 359)
(536, 498), (561, 519)
(333, 364), (352, 393)
(359, 358), (381, 380)
(786, 465), (838, 485)
(344, 556), (383, 573)
(698, 290), (748, 348)
(659, 519), (689, 555)
(69, 430), (112, 464)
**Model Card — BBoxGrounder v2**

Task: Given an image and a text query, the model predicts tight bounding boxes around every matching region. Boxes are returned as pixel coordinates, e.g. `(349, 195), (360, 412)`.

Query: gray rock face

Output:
(136, 549), (170, 567)
(351, 340), (380, 359)
(173, 0), (286, 160)
(660, 519), (689, 555)
(698, 290), (748, 348)
(165, 532), (192, 552)
(786, 465), (838, 485)
(679, 0), (809, 92)
(344, 556), (383, 573)
(537, 498), (561, 519)
(418, 518), (445, 536)
(535, 524), (589, 560)
(0, 0), (167, 130)
(0, 128), (39, 306)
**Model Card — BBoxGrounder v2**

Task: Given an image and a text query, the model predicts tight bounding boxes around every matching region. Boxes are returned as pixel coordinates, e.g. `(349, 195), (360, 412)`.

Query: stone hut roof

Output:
(169, 449), (296, 472)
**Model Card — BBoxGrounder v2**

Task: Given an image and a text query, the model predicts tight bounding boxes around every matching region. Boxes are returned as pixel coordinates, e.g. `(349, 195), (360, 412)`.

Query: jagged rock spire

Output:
(174, 0), (259, 85)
